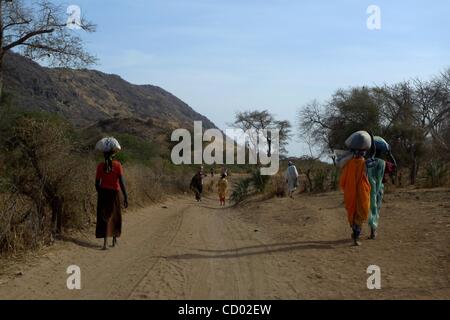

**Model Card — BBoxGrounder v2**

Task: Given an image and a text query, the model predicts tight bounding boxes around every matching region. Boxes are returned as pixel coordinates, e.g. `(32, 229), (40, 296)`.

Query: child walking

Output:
(218, 173), (228, 206)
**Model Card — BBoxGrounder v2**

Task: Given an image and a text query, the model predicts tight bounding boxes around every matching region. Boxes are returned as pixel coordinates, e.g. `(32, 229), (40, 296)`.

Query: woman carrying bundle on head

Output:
(339, 131), (372, 246)
(366, 136), (396, 240)
(95, 137), (128, 250)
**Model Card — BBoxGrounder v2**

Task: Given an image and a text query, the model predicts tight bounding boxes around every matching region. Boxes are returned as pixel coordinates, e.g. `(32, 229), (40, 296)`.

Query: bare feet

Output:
(351, 233), (361, 246)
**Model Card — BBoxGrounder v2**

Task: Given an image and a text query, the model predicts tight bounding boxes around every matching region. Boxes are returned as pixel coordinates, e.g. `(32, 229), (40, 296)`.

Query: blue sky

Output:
(56, 0), (450, 156)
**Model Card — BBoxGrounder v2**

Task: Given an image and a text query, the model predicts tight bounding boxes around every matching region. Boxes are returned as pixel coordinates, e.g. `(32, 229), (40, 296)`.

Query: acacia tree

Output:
(372, 82), (423, 184)
(299, 87), (381, 163)
(374, 74), (450, 184)
(232, 110), (292, 158)
(438, 69), (450, 159)
(299, 100), (334, 161)
(0, 0), (96, 99)
(418, 70), (450, 155)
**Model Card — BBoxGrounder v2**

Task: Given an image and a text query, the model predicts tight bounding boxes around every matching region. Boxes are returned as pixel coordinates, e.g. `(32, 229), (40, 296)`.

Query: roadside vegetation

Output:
(230, 68), (450, 205)
(0, 100), (195, 255)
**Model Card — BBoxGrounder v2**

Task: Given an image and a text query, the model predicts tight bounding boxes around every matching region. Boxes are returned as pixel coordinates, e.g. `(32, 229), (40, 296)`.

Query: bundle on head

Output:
(95, 137), (121, 173)
(373, 136), (390, 157)
(336, 130), (372, 168)
(373, 136), (397, 167)
(345, 130), (372, 152)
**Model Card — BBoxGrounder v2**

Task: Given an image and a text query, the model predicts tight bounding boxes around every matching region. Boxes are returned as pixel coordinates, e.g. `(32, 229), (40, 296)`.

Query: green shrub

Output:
(313, 169), (327, 192)
(110, 133), (159, 165)
(0, 108), (188, 255)
(425, 161), (448, 188)
(250, 169), (270, 193)
(230, 178), (251, 204)
(330, 168), (339, 191)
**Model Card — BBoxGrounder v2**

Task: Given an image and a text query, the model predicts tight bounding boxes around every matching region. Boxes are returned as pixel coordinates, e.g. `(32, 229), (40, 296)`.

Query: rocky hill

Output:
(3, 52), (216, 130)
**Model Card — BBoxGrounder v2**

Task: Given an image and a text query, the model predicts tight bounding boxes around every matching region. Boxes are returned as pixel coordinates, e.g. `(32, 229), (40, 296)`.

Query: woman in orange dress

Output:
(339, 151), (371, 246)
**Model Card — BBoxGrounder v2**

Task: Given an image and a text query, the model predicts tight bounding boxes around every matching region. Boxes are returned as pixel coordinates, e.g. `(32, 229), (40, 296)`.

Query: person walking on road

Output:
(366, 136), (396, 240)
(190, 166), (205, 202)
(217, 173), (229, 206)
(366, 151), (386, 240)
(285, 161), (299, 198)
(95, 149), (128, 250)
(340, 150), (371, 246)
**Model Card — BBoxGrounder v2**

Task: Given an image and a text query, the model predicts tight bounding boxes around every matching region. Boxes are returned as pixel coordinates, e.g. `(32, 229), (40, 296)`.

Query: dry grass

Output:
(0, 192), (37, 255)
(266, 174), (286, 198)
(0, 113), (195, 256)
(126, 164), (165, 207)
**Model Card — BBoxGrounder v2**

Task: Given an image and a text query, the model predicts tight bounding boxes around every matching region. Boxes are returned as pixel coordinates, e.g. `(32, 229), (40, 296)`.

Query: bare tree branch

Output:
(1, 0), (96, 66)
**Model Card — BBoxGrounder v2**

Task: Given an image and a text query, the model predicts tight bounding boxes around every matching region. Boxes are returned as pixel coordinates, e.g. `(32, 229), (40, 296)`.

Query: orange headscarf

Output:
(339, 157), (371, 226)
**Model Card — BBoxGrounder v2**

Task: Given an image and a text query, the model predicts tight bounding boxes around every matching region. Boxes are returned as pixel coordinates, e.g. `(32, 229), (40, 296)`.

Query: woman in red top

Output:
(95, 151), (128, 250)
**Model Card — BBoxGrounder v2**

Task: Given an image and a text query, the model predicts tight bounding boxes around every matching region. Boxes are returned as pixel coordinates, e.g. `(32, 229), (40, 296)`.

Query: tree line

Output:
(299, 70), (450, 185)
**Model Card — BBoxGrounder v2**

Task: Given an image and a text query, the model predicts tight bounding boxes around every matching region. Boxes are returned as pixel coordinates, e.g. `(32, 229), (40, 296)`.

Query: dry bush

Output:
(162, 168), (194, 194)
(125, 164), (164, 207)
(0, 188), (37, 254)
(0, 110), (202, 255)
(267, 174), (286, 198)
(206, 179), (215, 193)
(9, 116), (95, 232)
(0, 115), (98, 254)
(61, 158), (97, 229)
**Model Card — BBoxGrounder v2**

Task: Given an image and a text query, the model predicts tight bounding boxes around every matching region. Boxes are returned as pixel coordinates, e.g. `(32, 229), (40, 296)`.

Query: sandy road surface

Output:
(0, 187), (449, 300)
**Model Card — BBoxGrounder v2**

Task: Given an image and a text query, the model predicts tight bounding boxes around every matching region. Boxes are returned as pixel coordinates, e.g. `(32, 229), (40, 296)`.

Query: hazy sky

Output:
(54, 0), (450, 156)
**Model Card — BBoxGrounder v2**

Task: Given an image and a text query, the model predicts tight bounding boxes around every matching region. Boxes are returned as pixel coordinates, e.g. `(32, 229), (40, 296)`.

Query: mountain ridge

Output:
(3, 52), (216, 131)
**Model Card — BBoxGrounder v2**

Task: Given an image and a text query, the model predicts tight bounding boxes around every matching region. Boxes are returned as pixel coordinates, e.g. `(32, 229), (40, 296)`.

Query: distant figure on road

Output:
(221, 165), (229, 177)
(383, 160), (396, 184)
(218, 173), (229, 206)
(190, 167), (204, 202)
(210, 167), (215, 177)
(95, 150), (128, 250)
(285, 161), (299, 198)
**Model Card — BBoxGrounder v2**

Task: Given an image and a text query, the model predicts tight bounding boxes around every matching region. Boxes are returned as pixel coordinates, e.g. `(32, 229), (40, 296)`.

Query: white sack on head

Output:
(95, 137), (121, 153)
(345, 131), (371, 151)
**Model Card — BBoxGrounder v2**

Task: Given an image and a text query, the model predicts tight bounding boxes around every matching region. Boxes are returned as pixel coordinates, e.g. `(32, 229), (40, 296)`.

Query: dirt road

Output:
(0, 186), (449, 300)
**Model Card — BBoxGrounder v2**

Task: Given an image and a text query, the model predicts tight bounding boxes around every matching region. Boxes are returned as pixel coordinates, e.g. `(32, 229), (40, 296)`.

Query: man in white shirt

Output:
(285, 161), (299, 198)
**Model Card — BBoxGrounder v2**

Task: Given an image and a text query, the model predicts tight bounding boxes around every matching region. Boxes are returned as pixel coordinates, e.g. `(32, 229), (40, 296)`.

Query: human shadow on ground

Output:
(159, 239), (349, 260)
(58, 235), (102, 250)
